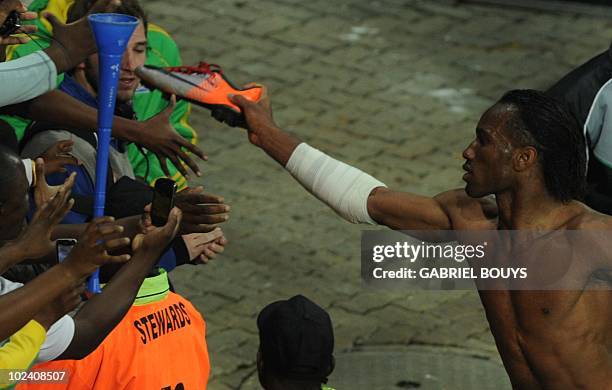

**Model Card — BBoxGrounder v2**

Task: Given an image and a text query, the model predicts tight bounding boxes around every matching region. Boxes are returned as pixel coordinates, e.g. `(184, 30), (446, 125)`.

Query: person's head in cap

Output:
(257, 295), (335, 390)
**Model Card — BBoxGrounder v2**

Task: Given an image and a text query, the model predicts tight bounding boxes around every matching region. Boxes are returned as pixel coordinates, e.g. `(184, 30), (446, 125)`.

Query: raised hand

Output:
(32, 156), (78, 209)
(43, 0), (121, 73)
(17, 172), (75, 260)
(0, 1), (37, 47)
(135, 95), (206, 177)
(174, 186), (229, 234)
(50, 209), (181, 361)
(40, 140), (79, 174)
(228, 84), (276, 146)
(229, 84), (300, 166)
(62, 216), (131, 279)
(131, 207), (181, 255)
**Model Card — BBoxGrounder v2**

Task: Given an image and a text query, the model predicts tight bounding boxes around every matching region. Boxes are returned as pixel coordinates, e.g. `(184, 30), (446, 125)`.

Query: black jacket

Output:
(547, 43), (612, 214)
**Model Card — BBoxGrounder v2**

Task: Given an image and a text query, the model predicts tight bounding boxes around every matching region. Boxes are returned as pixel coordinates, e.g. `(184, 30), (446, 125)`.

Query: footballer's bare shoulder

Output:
(433, 189), (498, 230)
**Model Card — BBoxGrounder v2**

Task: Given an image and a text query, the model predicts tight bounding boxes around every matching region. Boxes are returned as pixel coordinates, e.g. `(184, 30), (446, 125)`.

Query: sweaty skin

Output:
(417, 189), (612, 389)
(229, 91), (612, 390)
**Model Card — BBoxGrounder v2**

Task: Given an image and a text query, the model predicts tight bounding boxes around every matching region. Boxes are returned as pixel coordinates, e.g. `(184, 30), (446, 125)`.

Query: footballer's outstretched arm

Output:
(229, 89), (454, 231)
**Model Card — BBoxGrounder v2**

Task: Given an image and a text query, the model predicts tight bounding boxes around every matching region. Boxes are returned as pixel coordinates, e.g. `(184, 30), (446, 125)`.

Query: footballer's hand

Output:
(228, 84), (277, 146)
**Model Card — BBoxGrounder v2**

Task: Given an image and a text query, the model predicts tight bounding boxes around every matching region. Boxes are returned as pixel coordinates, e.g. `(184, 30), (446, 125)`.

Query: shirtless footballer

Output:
(228, 88), (611, 389)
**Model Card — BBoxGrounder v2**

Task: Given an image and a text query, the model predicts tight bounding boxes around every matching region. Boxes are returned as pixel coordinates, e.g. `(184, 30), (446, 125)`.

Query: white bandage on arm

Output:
(285, 143), (386, 224)
(0, 51), (57, 107)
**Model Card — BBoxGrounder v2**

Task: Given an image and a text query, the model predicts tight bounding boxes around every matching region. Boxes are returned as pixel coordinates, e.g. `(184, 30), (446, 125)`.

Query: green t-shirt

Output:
(2, 0), (195, 190)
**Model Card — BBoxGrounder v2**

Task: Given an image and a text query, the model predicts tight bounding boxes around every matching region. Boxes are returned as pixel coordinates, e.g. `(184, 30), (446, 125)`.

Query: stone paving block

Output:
(328, 307), (382, 350)
(243, 1), (314, 21)
(464, 341), (501, 358)
(268, 44), (315, 64)
(205, 312), (255, 336)
(207, 379), (234, 390)
(331, 345), (511, 389)
(392, 291), (465, 312)
(416, 0), (474, 19)
(216, 46), (274, 66)
(195, 3), (264, 24)
(146, 2), (212, 22)
(247, 14), (300, 35)
(225, 289), (287, 319)
(299, 0), (366, 20)
(386, 301), (425, 320)
(273, 28), (342, 52)
(215, 366), (256, 390)
(207, 328), (253, 354)
(209, 353), (251, 380)
(366, 323), (418, 345)
(403, 15), (455, 37)
(179, 36), (237, 59)
(412, 323), (473, 348)
(236, 372), (260, 390)
(335, 291), (400, 314)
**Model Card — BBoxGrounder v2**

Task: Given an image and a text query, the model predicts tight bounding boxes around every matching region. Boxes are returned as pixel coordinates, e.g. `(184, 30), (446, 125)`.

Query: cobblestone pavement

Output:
(144, 1), (612, 388)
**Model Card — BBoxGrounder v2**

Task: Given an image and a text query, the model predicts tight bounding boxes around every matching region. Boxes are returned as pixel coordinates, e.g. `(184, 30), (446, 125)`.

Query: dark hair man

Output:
(228, 88), (611, 389)
(257, 295), (336, 390)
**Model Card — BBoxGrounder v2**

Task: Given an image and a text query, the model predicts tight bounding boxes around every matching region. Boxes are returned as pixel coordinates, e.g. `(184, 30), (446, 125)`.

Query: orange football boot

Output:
(135, 62), (262, 127)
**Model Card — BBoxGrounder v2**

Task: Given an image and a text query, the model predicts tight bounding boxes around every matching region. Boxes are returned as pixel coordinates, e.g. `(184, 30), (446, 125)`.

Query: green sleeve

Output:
(129, 24), (197, 190)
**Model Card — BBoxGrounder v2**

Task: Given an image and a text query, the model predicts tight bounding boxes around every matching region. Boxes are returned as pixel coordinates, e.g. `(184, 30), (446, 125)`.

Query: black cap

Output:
(257, 295), (334, 382)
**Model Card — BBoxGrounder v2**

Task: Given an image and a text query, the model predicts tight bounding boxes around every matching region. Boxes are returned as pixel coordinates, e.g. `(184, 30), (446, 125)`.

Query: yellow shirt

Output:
(0, 321), (46, 388)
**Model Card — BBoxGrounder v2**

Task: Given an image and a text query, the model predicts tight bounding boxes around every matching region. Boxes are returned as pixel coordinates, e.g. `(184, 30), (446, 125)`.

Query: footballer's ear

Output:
(513, 145), (538, 172)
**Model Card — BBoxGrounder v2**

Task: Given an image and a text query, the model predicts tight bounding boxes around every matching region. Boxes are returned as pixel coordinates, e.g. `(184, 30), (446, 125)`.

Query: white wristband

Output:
(285, 143), (386, 224)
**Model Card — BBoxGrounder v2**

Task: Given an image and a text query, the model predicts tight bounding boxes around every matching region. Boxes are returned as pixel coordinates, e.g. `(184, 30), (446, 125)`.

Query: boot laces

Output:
(166, 62), (223, 90)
